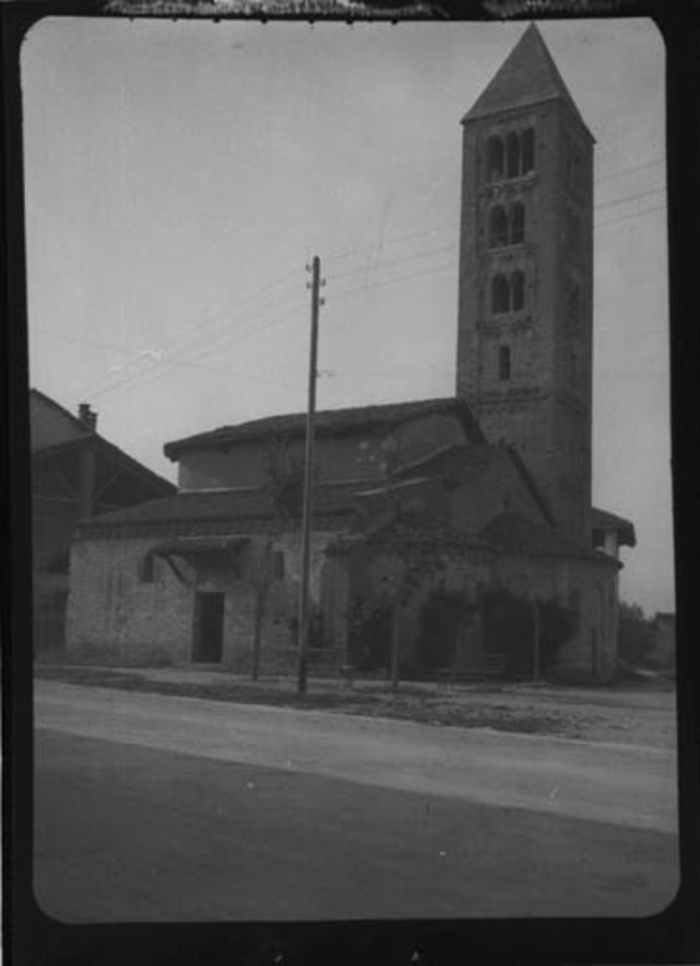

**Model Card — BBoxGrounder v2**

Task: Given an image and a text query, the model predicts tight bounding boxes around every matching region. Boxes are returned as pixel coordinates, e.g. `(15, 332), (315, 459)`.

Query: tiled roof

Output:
(76, 483), (359, 535)
(330, 513), (618, 567)
(591, 507), (636, 547)
(388, 442), (492, 482)
(163, 397), (485, 460)
(327, 521), (495, 556)
(479, 513), (619, 566)
(462, 23), (594, 141)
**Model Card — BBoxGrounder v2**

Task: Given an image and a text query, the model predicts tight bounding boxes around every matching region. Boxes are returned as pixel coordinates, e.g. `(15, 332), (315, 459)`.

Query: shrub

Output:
(483, 589), (575, 677)
(347, 597), (393, 670)
(617, 601), (655, 666)
(415, 588), (476, 671)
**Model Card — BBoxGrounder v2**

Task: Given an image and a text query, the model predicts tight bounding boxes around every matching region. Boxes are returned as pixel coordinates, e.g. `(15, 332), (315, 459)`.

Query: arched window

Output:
(521, 128), (535, 173)
(511, 270), (525, 311)
(506, 132), (521, 178)
(487, 135), (504, 182)
(488, 206), (508, 248)
(510, 202), (525, 244)
(498, 345), (511, 381)
(491, 274), (510, 314)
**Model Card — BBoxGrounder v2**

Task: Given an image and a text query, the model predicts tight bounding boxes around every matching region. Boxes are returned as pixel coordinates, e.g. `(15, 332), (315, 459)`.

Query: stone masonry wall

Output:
(67, 536), (193, 665)
(67, 529), (341, 674)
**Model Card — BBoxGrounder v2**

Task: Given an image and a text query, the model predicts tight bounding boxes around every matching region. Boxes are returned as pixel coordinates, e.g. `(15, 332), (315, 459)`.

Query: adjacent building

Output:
(31, 388), (175, 651)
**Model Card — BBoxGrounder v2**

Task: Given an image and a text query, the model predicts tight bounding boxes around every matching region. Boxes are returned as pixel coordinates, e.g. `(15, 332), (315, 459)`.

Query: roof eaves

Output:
(35, 433), (175, 494)
(164, 397), (467, 460)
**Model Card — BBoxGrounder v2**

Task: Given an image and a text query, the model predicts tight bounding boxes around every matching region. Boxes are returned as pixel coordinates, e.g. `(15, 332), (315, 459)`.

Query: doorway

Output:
(192, 591), (225, 663)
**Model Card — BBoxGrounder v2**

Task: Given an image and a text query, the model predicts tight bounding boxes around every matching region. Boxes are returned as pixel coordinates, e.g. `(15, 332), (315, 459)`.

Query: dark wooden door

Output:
(193, 592), (224, 663)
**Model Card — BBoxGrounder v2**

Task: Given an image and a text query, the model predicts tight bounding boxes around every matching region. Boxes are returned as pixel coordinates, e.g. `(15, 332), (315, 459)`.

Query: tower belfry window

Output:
(488, 206), (508, 248)
(498, 345), (511, 381)
(492, 274), (510, 314)
(510, 202), (525, 244)
(487, 136), (504, 182)
(506, 132), (521, 178)
(521, 128), (535, 174)
(511, 270), (525, 311)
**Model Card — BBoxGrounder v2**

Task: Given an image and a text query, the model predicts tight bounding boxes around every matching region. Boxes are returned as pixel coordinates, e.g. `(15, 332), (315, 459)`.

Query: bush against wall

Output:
(617, 601), (655, 666)
(347, 597), (393, 670)
(415, 588), (476, 671)
(483, 589), (576, 677)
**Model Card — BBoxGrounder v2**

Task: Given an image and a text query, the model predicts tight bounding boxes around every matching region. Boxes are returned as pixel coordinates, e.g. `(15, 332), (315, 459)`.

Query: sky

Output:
(21, 16), (671, 615)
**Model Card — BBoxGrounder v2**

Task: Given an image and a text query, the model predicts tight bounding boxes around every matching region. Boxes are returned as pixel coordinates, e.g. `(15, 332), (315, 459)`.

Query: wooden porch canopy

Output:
(150, 536), (250, 580)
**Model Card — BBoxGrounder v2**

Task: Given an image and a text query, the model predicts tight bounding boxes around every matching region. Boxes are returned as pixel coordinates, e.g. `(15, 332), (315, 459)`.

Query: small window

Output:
(511, 270), (525, 311)
(521, 128), (535, 173)
(487, 135), (504, 182)
(491, 274), (510, 314)
(488, 206), (508, 248)
(510, 202), (525, 245)
(498, 345), (511, 381)
(506, 132), (521, 178)
(272, 550), (285, 581)
(139, 553), (155, 583)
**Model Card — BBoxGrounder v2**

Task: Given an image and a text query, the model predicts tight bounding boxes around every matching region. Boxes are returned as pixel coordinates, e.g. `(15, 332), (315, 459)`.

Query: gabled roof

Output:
(30, 388), (91, 453)
(388, 442), (555, 528)
(388, 441), (492, 482)
(479, 512), (620, 567)
(164, 397), (485, 461)
(31, 388), (175, 497)
(591, 507), (636, 548)
(462, 23), (595, 142)
(75, 482), (360, 536)
(327, 521), (495, 557)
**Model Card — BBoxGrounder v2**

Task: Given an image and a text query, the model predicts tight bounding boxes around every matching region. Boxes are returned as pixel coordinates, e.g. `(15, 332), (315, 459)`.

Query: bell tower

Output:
(456, 24), (595, 542)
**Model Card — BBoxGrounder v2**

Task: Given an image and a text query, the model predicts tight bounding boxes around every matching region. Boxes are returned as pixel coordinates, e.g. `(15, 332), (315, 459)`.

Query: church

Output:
(65, 25), (635, 683)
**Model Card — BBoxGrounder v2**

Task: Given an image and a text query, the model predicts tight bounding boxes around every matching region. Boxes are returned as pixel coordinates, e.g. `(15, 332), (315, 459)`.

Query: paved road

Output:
(35, 681), (677, 832)
(35, 729), (678, 922)
(34, 681), (679, 922)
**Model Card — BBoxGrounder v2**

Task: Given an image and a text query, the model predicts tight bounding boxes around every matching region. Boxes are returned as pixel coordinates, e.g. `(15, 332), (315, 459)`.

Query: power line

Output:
(323, 223), (454, 265)
(596, 203), (666, 230)
(153, 264), (302, 351)
(327, 242), (458, 282)
(75, 264), (305, 402)
(594, 186), (665, 213)
(86, 300), (306, 403)
(330, 259), (458, 305)
(30, 328), (134, 355)
(596, 156), (665, 183)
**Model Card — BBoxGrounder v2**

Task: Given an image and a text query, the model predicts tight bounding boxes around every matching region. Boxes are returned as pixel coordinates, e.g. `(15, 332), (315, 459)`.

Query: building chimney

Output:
(78, 403), (97, 432)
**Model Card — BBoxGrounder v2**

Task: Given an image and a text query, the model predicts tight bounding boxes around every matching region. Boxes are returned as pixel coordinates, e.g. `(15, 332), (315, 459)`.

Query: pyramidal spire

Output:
(463, 23), (594, 141)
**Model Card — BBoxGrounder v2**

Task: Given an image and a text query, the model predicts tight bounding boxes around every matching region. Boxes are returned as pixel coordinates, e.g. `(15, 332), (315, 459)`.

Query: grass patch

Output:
(34, 664), (589, 738)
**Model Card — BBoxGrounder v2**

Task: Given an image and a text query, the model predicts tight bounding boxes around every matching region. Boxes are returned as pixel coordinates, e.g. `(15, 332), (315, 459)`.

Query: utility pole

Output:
(532, 595), (541, 682)
(296, 255), (324, 696)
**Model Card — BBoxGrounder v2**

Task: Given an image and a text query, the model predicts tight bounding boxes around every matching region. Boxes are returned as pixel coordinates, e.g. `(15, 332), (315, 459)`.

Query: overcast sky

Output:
(21, 17), (671, 614)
